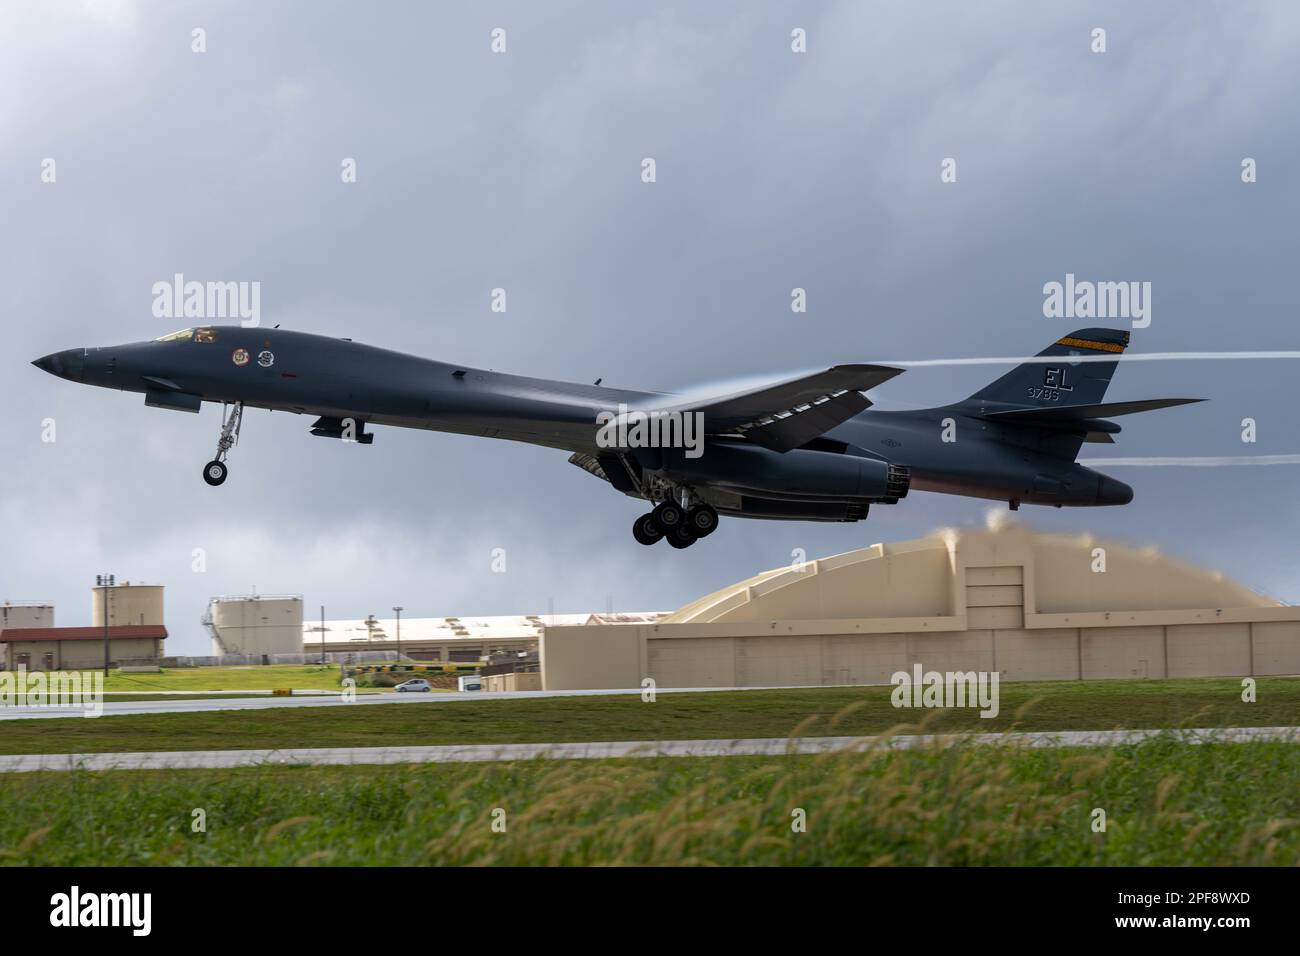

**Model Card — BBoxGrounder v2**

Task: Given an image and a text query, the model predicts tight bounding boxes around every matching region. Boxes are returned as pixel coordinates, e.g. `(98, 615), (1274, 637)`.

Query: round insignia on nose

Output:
(232, 348), (250, 367)
(258, 350), (275, 368)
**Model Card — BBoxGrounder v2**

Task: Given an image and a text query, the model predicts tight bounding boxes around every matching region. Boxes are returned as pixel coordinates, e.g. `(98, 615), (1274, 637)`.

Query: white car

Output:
(394, 678), (433, 693)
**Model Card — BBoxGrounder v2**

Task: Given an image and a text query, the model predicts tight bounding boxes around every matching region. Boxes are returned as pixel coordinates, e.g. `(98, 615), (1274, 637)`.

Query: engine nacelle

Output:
(647, 443), (908, 501)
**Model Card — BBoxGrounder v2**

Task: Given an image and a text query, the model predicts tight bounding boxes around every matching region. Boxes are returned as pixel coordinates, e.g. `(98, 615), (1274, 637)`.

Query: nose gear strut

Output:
(202, 401), (243, 486)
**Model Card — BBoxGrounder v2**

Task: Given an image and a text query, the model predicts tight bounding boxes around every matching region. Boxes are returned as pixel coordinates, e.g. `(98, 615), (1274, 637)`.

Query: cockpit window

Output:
(153, 327), (218, 343)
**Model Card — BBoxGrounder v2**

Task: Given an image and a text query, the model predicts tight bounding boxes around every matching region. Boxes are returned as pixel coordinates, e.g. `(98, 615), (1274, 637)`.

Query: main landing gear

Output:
(203, 401), (243, 487)
(632, 500), (719, 549)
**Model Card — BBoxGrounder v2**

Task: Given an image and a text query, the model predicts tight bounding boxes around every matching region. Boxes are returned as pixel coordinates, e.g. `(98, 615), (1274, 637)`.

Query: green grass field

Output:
(1, 738), (1295, 865)
(96, 692), (362, 703)
(60, 664), (348, 692)
(0, 677), (1294, 756)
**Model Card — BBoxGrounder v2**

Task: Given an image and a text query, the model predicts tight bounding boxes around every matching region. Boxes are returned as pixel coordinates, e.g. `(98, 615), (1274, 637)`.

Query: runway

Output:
(0, 726), (1294, 772)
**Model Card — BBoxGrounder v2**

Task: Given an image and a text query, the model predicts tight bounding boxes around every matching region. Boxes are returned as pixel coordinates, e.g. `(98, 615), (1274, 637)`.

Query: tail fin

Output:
(969, 327), (1130, 407)
(964, 328), (1204, 462)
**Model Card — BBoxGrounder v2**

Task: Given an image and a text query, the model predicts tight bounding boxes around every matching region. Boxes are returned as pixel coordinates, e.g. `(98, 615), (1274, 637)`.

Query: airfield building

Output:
(203, 594), (305, 658)
(300, 613), (661, 663)
(200, 593), (664, 665)
(541, 522), (1300, 689)
(0, 583), (166, 671)
(0, 626), (168, 671)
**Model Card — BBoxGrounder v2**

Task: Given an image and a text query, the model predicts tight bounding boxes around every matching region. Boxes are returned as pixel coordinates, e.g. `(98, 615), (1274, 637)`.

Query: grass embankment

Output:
(0, 677), (1294, 756)
(1, 738), (1296, 865)
(83, 665), (346, 692)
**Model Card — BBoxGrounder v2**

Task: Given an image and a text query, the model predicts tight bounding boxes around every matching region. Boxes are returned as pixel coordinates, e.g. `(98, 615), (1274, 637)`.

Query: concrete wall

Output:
(992, 629), (1080, 681)
(482, 672), (542, 692)
(542, 624), (643, 690)
(1252, 622), (1300, 675)
(8, 638), (161, 671)
(543, 619), (1300, 690)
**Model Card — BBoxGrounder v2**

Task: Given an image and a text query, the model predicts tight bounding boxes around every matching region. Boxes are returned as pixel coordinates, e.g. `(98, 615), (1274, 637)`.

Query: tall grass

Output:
(1, 732), (1295, 866)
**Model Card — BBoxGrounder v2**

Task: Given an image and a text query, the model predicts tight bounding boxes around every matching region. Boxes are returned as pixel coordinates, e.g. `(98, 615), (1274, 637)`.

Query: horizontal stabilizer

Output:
(664, 364), (904, 453)
(983, 398), (1204, 425)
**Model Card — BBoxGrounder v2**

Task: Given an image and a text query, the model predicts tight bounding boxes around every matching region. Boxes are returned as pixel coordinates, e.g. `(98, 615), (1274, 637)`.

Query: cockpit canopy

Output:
(154, 327), (218, 343)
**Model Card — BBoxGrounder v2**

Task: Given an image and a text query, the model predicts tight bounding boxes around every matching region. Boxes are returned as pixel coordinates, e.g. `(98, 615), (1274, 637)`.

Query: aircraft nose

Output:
(32, 349), (84, 382)
(32, 352), (61, 375)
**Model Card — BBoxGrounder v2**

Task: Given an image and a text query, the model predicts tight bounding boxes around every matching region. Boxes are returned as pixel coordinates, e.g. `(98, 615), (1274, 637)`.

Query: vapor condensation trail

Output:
(1080, 455), (1300, 467)
(648, 350), (1300, 411)
(882, 351), (1300, 367)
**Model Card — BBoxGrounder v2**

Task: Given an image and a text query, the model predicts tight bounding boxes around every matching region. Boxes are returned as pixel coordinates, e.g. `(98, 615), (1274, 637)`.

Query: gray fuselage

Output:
(33, 326), (1132, 518)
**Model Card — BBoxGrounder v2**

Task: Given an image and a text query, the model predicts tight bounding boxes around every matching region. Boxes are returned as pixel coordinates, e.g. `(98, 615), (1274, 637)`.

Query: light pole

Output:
(320, 605), (326, 665)
(96, 573), (115, 676)
(393, 606), (403, 664)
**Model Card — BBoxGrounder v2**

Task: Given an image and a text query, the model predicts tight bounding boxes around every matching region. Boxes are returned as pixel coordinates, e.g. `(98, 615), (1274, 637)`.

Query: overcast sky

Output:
(3, 1), (1299, 654)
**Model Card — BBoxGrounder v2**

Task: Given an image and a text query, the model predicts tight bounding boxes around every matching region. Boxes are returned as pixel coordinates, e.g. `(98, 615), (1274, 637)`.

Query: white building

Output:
(302, 612), (664, 662)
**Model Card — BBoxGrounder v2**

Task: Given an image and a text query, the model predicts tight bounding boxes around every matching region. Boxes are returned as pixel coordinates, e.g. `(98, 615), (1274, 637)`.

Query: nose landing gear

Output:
(202, 402), (243, 487)
(203, 460), (228, 486)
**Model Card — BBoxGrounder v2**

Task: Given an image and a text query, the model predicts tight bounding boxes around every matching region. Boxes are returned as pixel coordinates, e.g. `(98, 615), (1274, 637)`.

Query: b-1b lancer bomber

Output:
(33, 326), (1200, 550)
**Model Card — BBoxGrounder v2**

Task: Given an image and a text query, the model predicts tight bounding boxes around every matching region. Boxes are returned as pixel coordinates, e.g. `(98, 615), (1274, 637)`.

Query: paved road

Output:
(1, 726), (1294, 772)
(0, 685), (804, 720)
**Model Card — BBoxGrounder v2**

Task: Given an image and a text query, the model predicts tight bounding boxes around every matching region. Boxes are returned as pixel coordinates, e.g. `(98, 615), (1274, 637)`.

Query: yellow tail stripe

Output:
(1056, 336), (1125, 353)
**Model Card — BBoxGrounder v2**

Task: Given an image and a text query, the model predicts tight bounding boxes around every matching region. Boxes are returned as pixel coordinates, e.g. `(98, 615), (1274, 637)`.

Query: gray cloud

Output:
(3, 1), (1299, 652)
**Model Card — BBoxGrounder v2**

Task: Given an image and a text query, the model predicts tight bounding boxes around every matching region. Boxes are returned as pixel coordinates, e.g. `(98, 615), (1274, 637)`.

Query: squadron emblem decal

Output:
(231, 348), (250, 367)
(257, 350), (275, 368)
